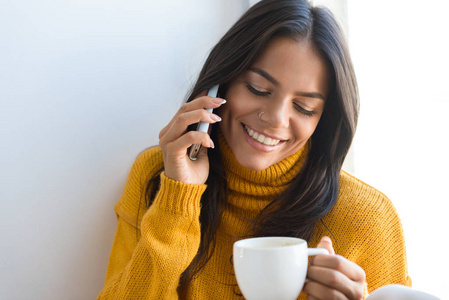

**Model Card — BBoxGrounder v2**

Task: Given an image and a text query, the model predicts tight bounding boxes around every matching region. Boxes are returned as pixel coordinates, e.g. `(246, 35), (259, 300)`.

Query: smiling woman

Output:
(219, 37), (328, 171)
(97, 0), (411, 299)
(218, 38), (330, 171)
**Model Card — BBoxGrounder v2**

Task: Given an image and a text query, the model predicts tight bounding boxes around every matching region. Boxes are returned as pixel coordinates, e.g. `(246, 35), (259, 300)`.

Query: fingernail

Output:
(210, 139), (215, 149)
(212, 98), (226, 104)
(210, 114), (222, 122)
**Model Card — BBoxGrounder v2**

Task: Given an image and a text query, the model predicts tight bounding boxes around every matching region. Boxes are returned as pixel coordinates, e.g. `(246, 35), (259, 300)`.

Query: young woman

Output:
(98, 0), (411, 299)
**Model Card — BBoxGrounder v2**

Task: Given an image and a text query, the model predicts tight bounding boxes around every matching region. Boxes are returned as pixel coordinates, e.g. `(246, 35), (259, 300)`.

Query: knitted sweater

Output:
(98, 138), (411, 299)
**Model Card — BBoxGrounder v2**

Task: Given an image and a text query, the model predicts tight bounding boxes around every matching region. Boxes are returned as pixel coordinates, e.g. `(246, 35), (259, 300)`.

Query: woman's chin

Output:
(235, 156), (271, 171)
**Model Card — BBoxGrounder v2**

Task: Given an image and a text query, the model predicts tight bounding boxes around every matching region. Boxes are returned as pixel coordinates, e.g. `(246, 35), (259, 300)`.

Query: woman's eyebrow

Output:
(249, 67), (279, 86)
(248, 67), (326, 101)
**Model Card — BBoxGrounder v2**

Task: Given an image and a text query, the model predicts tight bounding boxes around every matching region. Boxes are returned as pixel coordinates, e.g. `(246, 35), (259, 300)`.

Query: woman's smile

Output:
(243, 124), (283, 146)
(241, 123), (285, 153)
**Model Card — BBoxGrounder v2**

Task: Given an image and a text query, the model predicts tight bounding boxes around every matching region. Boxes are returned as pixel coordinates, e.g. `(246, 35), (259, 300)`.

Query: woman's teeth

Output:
(244, 125), (280, 146)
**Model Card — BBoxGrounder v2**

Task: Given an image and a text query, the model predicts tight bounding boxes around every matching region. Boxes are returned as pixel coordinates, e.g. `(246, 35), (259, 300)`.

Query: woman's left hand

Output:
(303, 236), (366, 300)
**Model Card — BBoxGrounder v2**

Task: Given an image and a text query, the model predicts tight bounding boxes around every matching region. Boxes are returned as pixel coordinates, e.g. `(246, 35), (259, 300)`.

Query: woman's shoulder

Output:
(114, 146), (164, 226)
(316, 171), (410, 288)
(338, 170), (392, 209)
(125, 145), (165, 196)
(132, 146), (164, 175)
(330, 170), (401, 225)
(318, 170), (404, 249)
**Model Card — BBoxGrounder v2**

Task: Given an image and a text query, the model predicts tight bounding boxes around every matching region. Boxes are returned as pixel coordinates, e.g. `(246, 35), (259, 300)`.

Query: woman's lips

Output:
(244, 125), (280, 145)
(241, 123), (286, 151)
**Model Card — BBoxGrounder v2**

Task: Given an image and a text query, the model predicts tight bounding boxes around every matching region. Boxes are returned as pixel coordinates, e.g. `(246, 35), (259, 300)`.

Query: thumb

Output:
(317, 236), (335, 255)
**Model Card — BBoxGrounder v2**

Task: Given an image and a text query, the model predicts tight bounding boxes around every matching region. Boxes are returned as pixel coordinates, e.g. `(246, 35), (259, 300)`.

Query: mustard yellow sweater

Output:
(98, 138), (411, 299)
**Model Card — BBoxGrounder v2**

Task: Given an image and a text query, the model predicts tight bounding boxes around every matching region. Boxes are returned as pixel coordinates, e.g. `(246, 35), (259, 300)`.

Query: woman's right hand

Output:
(158, 91), (226, 185)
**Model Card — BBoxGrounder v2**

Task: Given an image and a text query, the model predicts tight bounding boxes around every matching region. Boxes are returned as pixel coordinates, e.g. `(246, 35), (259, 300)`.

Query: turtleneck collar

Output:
(218, 131), (308, 198)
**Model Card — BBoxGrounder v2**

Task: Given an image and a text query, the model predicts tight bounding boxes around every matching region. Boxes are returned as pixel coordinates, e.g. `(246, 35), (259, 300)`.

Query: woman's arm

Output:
(97, 145), (207, 299)
(98, 91), (225, 299)
(97, 171), (206, 299)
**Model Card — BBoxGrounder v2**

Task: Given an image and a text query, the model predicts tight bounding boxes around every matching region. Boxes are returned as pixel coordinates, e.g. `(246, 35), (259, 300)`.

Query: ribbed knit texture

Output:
(98, 140), (411, 300)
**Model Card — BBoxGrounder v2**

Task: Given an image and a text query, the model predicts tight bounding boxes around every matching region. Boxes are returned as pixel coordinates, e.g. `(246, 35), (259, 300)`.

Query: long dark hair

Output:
(145, 0), (358, 293)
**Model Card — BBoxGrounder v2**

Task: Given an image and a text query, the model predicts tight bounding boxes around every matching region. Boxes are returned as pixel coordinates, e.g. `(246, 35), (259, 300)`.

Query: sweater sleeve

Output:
(355, 193), (412, 293)
(97, 148), (207, 299)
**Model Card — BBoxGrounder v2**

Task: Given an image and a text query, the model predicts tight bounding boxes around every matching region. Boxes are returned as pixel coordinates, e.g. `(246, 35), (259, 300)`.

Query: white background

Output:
(0, 1), (247, 299)
(347, 0), (449, 297)
(0, 0), (447, 299)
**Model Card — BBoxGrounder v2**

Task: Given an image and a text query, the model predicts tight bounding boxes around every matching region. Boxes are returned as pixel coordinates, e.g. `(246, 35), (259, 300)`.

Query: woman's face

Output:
(219, 37), (331, 171)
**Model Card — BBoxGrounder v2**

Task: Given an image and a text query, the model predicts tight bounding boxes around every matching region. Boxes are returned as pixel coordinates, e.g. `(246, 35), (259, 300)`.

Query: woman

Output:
(98, 0), (411, 299)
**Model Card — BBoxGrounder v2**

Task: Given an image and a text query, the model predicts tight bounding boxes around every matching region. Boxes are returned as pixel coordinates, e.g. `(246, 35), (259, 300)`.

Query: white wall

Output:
(0, 1), (247, 299)
(347, 1), (449, 298)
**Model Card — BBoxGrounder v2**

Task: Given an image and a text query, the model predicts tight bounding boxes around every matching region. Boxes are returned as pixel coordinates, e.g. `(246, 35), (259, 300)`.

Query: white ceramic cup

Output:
(233, 237), (329, 300)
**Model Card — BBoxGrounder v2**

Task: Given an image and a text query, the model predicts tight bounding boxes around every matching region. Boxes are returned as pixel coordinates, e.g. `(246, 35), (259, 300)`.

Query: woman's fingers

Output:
(159, 93), (225, 139)
(159, 108), (221, 147)
(158, 90), (226, 184)
(303, 280), (348, 300)
(305, 236), (365, 300)
(316, 236), (335, 255)
(163, 131), (214, 183)
(307, 262), (364, 299)
(158, 89), (208, 139)
(311, 254), (366, 283)
(306, 253), (366, 300)
(165, 130), (215, 156)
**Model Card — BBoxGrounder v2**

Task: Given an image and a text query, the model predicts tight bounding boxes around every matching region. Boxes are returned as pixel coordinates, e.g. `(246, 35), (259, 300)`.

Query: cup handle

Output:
(307, 248), (329, 256)
(304, 248), (329, 284)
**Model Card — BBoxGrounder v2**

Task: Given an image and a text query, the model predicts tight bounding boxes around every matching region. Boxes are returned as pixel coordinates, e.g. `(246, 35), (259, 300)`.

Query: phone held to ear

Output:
(189, 84), (220, 161)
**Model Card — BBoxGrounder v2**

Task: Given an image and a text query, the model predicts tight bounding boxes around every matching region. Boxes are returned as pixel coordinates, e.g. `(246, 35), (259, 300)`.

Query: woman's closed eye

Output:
(246, 83), (316, 117)
(294, 103), (315, 117)
(246, 84), (271, 97)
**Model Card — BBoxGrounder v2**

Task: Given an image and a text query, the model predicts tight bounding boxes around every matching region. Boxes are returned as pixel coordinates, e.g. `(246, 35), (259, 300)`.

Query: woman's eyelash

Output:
(246, 84), (270, 97)
(247, 83), (315, 117)
(294, 103), (315, 117)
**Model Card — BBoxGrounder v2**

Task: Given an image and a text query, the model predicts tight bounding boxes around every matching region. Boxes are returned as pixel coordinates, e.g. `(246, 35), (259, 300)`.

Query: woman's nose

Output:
(263, 97), (290, 128)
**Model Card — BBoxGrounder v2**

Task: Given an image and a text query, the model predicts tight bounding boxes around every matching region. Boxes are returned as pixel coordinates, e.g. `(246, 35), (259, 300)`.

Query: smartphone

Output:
(189, 84), (220, 161)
